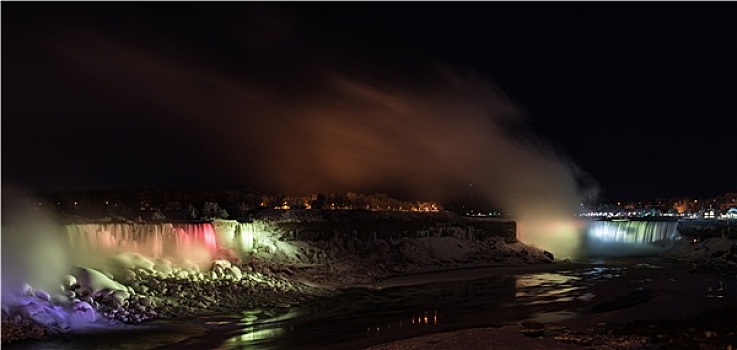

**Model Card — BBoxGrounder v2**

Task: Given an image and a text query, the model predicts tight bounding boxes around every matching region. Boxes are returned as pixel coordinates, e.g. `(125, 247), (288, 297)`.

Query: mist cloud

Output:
(52, 30), (596, 204)
(32, 11), (602, 256)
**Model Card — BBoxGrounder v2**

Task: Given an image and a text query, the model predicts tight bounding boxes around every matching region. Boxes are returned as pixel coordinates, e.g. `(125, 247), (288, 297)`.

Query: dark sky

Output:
(3, 2), (736, 204)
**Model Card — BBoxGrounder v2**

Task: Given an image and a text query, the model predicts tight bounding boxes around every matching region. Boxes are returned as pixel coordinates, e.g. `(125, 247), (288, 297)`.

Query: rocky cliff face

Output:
(235, 210), (550, 287)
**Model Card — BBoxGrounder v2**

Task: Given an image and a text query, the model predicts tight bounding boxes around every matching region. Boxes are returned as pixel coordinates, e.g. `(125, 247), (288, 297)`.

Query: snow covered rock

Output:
(72, 300), (96, 322)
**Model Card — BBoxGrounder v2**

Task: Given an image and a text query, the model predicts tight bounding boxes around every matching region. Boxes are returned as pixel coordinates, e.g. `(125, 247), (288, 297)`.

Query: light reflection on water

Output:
(216, 266), (621, 349)
(225, 327), (284, 349)
(5, 265), (629, 350)
(222, 309), (305, 349)
(514, 272), (583, 302)
(362, 309), (440, 339)
(512, 267), (619, 307)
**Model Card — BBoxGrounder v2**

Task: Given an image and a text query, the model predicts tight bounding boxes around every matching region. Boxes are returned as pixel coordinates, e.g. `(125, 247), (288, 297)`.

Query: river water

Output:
(9, 258), (662, 350)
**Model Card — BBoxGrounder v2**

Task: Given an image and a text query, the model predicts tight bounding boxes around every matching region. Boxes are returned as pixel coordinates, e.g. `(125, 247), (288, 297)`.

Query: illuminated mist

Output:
(45, 22), (599, 258)
(1, 190), (74, 305)
(280, 70), (596, 258)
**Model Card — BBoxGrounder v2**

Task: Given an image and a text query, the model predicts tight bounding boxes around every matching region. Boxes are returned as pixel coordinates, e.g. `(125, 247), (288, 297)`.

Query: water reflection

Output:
(363, 309), (440, 338)
(515, 272), (583, 304)
(217, 266), (620, 349)
(409, 310), (438, 326)
(226, 327), (283, 349)
(220, 309), (304, 349)
(5, 261), (673, 350)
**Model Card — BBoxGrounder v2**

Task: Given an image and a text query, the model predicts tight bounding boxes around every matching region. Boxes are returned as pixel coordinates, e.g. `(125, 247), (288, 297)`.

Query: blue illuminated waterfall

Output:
(583, 219), (681, 256)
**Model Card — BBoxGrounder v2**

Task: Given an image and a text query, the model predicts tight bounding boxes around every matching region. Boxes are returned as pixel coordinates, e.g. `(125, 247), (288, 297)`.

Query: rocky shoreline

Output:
(1, 219), (552, 346)
(368, 237), (737, 350)
(366, 303), (737, 350)
(6, 217), (735, 349)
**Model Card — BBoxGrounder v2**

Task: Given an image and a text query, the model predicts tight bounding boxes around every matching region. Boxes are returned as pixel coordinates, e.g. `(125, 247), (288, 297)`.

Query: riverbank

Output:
(6, 252), (735, 349)
(1, 215), (552, 346)
(367, 240), (737, 350)
(8, 218), (733, 348)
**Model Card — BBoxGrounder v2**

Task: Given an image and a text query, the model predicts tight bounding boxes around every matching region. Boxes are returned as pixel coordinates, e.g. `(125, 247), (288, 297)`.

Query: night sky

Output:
(3, 2), (736, 204)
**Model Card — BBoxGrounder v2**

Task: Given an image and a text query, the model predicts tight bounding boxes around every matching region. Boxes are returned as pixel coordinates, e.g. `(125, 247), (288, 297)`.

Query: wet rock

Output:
(520, 320), (545, 337)
(553, 333), (594, 346)
(543, 250), (554, 261)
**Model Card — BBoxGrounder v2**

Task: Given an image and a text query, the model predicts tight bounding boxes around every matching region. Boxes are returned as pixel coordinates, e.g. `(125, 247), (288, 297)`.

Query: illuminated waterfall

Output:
(212, 220), (255, 257)
(586, 220), (680, 246)
(63, 222), (230, 269)
(57, 219), (681, 265)
(59, 220), (279, 269)
(2, 218), (289, 306)
(583, 220), (681, 256)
